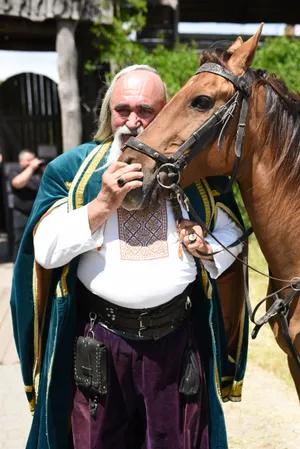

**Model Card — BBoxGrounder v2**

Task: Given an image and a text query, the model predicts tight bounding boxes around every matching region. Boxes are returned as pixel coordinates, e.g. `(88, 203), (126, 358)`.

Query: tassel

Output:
(179, 338), (200, 396)
(178, 242), (183, 258)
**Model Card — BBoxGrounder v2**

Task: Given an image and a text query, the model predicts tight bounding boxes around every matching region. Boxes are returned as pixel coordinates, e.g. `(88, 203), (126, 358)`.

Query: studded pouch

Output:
(74, 335), (108, 396)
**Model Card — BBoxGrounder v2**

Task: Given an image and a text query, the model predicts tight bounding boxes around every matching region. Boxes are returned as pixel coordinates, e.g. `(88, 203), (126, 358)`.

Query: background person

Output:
(8, 149), (44, 260)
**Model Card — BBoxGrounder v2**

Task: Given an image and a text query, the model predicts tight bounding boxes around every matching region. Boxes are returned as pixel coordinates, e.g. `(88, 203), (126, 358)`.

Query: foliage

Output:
(87, 0), (199, 97)
(253, 36), (300, 92)
(87, 0), (147, 73)
(120, 42), (199, 98)
(232, 182), (250, 229)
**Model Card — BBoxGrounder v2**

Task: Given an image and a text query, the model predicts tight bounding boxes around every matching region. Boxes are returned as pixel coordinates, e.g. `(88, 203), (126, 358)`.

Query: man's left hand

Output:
(178, 219), (213, 260)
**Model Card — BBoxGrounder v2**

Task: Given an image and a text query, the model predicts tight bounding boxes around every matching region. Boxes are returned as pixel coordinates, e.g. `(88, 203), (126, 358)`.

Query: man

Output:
(11, 65), (248, 449)
(7, 150), (44, 260)
(0, 151), (5, 232)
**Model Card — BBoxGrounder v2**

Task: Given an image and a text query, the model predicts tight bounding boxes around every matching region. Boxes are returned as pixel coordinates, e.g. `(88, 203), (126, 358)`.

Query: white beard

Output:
(102, 125), (144, 169)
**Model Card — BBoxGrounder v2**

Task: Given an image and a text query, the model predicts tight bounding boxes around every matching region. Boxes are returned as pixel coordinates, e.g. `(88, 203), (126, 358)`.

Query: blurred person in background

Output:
(0, 151), (5, 232)
(8, 149), (45, 260)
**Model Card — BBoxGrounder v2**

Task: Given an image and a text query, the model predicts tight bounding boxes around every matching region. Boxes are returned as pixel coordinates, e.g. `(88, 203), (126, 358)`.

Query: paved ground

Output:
(0, 260), (299, 449)
(0, 261), (32, 449)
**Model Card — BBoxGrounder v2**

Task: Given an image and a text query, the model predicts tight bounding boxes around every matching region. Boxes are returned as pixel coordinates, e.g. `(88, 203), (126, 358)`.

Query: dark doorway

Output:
(0, 72), (62, 162)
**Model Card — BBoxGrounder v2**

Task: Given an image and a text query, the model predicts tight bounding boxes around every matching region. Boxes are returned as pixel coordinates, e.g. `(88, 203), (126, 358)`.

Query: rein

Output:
(121, 62), (300, 369)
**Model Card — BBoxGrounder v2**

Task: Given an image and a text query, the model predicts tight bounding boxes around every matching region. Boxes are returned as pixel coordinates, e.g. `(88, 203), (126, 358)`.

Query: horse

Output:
(119, 23), (300, 398)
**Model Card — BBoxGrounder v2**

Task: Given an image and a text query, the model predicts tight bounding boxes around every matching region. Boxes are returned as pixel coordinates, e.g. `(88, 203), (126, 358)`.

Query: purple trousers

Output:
(72, 321), (209, 449)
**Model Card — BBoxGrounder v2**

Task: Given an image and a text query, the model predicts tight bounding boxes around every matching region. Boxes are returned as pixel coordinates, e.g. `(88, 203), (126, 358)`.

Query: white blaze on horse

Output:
(119, 23), (300, 398)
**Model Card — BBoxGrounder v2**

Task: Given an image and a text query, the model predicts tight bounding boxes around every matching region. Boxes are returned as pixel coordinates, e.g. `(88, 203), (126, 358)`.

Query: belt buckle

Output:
(138, 311), (148, 337)
(185, 297), (192, 310)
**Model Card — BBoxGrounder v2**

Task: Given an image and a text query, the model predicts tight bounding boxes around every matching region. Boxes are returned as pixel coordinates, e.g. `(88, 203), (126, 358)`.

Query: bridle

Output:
(125, 62), (253, 194)
(121, 62), (300, 370)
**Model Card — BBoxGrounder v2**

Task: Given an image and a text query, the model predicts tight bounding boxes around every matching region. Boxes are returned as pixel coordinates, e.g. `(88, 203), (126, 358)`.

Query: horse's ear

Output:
(226, 23), (264, 75)
(227, 36), (243, 53)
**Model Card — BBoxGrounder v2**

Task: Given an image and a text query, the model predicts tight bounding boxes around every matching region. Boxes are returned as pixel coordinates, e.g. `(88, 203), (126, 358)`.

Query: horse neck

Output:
(237, 109), (300, 283)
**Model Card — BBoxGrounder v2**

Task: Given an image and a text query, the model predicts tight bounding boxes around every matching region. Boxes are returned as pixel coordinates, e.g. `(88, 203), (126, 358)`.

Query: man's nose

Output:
(126, 112), (141, 130)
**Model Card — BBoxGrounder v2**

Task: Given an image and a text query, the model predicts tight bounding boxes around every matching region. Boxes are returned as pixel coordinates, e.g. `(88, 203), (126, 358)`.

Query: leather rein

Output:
(122, 62), (300, 370)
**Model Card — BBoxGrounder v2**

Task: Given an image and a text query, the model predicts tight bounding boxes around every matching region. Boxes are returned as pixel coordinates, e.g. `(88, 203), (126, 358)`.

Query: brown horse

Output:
(119, 24), (300, 398)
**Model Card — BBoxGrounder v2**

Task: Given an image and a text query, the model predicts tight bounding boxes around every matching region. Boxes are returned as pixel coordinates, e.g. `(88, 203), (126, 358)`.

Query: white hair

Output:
(94, 64), (167, 141)
(19, 149), (35, 161)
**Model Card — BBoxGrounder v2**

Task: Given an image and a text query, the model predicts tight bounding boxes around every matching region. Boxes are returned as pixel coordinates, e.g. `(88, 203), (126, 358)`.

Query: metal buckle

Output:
(185, 297), (192, 310)
(138, 312), (149, 337)
(87, 312), (97, 338)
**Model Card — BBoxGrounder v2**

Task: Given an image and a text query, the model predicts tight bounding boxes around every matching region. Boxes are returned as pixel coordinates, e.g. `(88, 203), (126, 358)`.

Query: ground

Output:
(224, 361), (300, 449)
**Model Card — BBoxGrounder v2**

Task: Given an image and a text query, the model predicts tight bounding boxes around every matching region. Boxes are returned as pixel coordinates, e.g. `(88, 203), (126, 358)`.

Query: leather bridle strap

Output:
(250, 280), (300, 370)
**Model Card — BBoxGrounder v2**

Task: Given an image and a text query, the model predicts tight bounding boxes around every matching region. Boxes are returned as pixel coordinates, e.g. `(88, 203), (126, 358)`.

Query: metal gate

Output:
(0, 72), (62, 161)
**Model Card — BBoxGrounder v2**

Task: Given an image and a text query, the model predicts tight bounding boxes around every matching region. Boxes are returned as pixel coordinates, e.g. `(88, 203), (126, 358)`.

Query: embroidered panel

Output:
(118, 200), (168, 260)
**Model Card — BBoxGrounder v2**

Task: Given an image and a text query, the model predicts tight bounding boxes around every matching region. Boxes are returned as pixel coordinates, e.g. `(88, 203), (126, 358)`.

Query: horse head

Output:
(119, 23), (264, 210)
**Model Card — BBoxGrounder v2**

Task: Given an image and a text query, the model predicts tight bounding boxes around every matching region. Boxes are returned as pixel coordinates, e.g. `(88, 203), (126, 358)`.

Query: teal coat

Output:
(10, 141), (248, 449)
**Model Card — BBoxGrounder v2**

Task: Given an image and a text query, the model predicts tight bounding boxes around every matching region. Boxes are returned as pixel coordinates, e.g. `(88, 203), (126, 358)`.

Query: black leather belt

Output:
(77, 281), (194, 340)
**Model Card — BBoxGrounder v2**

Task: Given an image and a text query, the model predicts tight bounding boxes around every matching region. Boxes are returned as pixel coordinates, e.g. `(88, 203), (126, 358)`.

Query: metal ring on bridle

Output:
(291, 277), (300, 291)
(156, 163), (181, 189)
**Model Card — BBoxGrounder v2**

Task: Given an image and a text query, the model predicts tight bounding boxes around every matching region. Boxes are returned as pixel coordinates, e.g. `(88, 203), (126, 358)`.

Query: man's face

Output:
(19, 152), (35, 169)
(110, 70), (167, 145)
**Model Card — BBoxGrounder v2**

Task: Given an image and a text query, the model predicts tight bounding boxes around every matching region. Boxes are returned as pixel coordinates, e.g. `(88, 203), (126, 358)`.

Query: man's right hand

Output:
(88, 162), (143, 233)
(29, 157), (44, 171)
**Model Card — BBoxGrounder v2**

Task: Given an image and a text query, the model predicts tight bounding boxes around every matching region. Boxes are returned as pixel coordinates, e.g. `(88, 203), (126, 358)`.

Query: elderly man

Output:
(11, 65), (248, 449)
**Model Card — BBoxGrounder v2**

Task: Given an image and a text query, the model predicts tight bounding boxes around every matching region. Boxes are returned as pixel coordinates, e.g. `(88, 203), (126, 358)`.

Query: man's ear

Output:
(227, 36), (244, 54)
(226, 23), (264, 76)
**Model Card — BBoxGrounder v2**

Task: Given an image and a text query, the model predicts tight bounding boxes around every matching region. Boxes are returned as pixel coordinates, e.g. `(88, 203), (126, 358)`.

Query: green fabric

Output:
(10, 141), (248, 449)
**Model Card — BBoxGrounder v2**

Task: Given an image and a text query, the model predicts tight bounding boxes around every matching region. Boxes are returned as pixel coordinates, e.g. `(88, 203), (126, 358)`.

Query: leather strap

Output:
(77, 281), (193, 341)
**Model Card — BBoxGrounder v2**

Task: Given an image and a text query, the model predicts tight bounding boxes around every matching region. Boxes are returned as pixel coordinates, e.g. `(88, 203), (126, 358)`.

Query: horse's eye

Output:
(190, 96), (214, 111)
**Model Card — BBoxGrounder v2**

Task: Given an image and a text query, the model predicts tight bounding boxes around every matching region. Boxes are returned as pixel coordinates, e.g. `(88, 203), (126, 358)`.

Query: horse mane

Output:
(200, 48), (300, 186)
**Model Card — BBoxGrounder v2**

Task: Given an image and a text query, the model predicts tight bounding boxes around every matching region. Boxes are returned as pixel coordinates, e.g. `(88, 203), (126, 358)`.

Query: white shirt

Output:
(34, 201), (243, 308)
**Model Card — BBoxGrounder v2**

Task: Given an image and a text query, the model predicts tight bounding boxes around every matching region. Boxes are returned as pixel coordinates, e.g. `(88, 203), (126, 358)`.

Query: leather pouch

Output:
(74, 336), (108, 396)
(179, 338), (200, 396)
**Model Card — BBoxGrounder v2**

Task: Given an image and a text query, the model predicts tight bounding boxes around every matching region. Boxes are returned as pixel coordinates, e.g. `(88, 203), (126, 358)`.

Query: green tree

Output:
(253, 36), (300, 92)
(87, 0), (148, 74)
(87, 1), (199, 97)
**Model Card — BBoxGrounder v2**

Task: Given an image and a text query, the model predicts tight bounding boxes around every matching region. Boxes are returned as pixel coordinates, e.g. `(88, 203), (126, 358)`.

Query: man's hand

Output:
(29, 158), (44, 171)
(88, 162), (143, 233)
(177, 219), (213, 260)
(11, 158), (44, 189)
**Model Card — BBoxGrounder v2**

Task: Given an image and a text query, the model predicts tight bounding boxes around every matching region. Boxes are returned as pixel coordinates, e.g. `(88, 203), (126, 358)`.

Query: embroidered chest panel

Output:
(117, 200), (169, 260)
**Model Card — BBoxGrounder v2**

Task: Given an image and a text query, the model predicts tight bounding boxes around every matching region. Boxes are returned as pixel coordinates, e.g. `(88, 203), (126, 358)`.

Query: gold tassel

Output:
(178, 242), (183, 258)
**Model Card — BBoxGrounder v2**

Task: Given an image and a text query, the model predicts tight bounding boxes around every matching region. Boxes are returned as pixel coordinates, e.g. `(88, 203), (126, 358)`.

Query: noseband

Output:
(123, 62), (253, 193)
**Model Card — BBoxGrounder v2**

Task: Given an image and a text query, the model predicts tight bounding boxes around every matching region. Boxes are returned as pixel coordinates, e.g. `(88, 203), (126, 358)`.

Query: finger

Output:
(178, 219), (197, 230)
(183, 234), (199, 247)
(113, 163), (142, 179)
(105, 161), (129, 174)
(116, 171), (144, 186)
(179, 226), (199, 241)
(122, 180), (143, 192)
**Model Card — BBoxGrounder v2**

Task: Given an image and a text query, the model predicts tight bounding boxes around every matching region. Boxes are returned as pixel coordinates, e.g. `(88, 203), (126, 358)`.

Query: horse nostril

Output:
(124, 156), (139, 165)
(124, 157), (133, 165)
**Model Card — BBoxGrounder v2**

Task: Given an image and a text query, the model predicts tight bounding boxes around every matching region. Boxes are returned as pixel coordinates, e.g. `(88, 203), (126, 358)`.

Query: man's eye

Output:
(140, 109), (152, 117)
(116, 108), (129, 116)
(190, 96), (214, 111)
